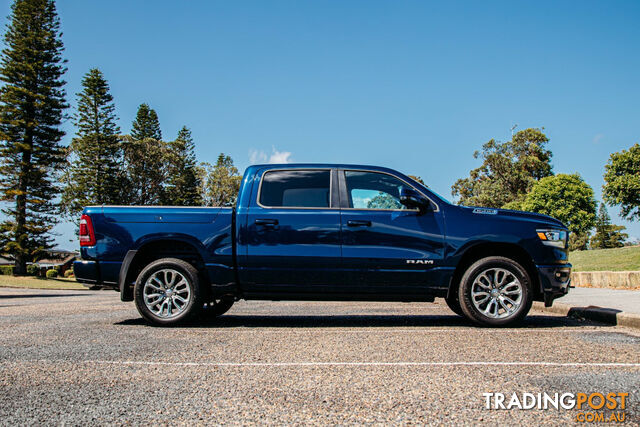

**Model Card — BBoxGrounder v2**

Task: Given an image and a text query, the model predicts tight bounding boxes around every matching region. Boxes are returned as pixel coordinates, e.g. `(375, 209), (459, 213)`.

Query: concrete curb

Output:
(570, 271), (640, 290)
(533, 301), (640, 330)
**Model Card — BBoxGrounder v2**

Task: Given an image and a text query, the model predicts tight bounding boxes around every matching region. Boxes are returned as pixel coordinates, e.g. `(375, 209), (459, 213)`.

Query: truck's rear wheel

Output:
(134, 258), (203, 326)
(458, 256), (532, 327)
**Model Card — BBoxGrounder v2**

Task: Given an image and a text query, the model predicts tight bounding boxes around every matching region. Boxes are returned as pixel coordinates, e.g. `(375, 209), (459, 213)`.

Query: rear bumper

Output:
(73, 260), (99, 285)
(536, 264), (572, 307)
(73, 260), (119, 290)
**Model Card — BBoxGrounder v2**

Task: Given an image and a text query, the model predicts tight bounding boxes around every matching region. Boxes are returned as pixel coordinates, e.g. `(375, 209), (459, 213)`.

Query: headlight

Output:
(536, 229), (567, 248)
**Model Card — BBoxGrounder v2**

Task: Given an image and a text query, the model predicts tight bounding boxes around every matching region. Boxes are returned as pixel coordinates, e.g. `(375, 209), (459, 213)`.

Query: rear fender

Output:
(118, 235), (210, 302)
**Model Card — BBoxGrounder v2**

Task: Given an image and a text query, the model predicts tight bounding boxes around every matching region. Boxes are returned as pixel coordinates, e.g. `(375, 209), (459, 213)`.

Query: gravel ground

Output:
(1, 287), (638, 425)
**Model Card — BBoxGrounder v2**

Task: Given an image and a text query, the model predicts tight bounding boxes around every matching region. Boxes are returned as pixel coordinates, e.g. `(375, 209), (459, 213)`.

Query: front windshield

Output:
(405, 176), (451, 205)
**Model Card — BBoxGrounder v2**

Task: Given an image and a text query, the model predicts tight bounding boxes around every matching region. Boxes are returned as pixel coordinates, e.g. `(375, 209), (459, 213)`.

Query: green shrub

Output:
(45, 269), (58, 279)
(0, 265), (13, 275)
(64, 269), (74, 278)
(26, 264), (39, 276)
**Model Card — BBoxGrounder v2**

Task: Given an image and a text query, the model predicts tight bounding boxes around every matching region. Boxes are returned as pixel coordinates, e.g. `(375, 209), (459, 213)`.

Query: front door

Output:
(240, 168), (343, 294)
(339, 169), (446, 294)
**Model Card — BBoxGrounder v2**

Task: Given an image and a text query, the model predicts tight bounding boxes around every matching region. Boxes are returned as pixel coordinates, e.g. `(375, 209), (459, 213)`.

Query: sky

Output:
(1, 0), (639, 249)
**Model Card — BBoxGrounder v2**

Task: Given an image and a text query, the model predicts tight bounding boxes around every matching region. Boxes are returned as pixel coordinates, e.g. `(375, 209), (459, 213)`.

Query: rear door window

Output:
(259, 170), (331, 208)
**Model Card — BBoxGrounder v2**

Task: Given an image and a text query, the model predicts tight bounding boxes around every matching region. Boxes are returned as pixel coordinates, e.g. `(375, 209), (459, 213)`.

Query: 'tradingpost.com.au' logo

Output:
(483, 392), (629, 423)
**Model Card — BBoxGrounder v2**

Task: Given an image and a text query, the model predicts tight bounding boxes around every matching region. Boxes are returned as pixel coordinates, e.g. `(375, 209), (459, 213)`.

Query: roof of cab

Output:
(245, 163), (400, 174)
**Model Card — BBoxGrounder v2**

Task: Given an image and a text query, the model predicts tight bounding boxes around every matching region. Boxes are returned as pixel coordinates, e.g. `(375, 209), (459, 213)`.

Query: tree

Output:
(367, 193), (402, 209)
(199, 154), (242, 206)
(162, 126), (202, 206)
(408, 175), (426, 186)
(0, 0), (68, 274)
(568, 232), (589, 252)
(452, 128), (553, 208)
(130, 103), (161, 140)
(603, 143), (640, 221)
(61, 68), (123, 221)
(519, 174), (597, 237)
(122, 136), (167, 205)
(590, 203), (628, 249)
(123, 104), (167, 205)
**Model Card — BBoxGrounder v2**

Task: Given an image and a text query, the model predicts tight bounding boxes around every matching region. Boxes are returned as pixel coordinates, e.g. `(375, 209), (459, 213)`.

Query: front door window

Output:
(345, 171), (410, 210)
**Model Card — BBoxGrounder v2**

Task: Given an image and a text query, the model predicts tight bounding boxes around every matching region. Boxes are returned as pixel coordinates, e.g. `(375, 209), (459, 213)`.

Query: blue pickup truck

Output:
(74, 163), (571, 326)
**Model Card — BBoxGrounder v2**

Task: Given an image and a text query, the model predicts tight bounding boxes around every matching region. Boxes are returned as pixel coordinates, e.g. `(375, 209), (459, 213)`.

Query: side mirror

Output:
(399, 187), (430, 213)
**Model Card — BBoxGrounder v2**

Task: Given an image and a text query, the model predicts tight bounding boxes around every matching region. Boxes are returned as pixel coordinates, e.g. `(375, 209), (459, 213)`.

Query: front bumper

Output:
(536, 264), (572, 307)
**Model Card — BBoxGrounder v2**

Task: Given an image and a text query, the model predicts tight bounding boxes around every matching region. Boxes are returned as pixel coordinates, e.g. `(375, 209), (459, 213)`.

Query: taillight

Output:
(79, 214), (96, 246)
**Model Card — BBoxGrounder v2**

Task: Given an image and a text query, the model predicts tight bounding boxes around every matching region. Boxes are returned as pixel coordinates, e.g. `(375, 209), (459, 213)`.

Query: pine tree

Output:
(131, 103), (161, 140)
(590, 203), (628, 249)
(163, 126), (202, 206)
(61, 68), (122, 221)
(0, 0), (68, 274)
(122, 103), (166, 205)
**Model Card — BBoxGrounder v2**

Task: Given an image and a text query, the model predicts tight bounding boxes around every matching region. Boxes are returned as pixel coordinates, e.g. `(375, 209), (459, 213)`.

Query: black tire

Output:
(134, 258), (204, 326)
(458, 256), (533, 327)
(201, 298), (234, 318)
(444, 293), (464, 317)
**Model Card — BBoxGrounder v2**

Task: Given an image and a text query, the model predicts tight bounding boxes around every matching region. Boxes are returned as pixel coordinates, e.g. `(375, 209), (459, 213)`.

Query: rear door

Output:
(239, 168), (343, 294)
(339, 169), (446, 294)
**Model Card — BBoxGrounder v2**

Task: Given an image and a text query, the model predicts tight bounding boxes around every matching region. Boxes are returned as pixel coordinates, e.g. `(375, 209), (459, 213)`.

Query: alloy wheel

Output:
(143, 268), (192, 319)
(470, 268), (523, 319)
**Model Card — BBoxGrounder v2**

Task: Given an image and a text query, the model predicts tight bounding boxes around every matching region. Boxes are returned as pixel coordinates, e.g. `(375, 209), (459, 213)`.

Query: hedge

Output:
(27, 264), (39, 276)
(0, 266), (13, 275)
(45, 269), (58, 279)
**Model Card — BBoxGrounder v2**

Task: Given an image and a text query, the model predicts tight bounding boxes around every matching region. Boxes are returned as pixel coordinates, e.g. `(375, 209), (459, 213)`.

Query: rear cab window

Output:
(259, 169), (331, 208)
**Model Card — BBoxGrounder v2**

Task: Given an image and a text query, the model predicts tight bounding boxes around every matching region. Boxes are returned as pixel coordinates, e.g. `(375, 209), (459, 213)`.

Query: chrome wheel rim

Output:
(471, 268), (523, 319)
(143, 269), (192, 319)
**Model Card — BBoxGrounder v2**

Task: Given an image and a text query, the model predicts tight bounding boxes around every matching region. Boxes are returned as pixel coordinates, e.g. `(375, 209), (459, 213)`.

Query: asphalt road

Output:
(1, 287), (639, 425)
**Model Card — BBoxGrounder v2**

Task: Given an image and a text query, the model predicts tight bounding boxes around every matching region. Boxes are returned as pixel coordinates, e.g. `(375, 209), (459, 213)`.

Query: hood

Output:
(460, 206), (567, 229)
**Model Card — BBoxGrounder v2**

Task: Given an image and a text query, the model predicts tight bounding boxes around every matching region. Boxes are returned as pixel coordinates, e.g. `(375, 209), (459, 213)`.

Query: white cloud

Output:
(269, 149), (293, 163)
(248, 149), (267, 164)
(593, 133), (604, 144)
(249, 146), (293, 164)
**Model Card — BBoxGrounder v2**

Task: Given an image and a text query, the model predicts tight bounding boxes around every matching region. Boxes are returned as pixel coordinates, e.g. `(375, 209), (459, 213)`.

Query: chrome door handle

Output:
(255, 219), (279, 227)
(347, 220), (372, 227)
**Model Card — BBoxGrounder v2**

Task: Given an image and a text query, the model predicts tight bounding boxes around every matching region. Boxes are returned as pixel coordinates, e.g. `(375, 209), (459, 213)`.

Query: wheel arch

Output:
(119, 237), (208, 302)
(447, 242), (541, 300)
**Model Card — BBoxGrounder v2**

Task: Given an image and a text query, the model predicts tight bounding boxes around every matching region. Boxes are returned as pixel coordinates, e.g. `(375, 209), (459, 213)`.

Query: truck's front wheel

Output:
(444, 293), (464, 317)
(458, 256), (532, 327)
(134, 258), (204, 326)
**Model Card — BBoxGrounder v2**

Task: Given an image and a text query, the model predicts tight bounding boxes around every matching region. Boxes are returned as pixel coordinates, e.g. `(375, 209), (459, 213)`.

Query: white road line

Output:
(183, 329), (614, 334)
(70, 360), (640, 368)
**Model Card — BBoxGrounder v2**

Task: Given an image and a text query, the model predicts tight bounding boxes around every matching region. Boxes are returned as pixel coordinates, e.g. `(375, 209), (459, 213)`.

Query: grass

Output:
(569, 245), (640, 272)
(0, 275), (86, 290)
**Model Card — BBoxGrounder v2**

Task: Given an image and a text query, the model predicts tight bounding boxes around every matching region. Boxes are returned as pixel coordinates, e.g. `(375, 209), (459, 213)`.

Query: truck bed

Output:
(75, 206), (235, 294)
